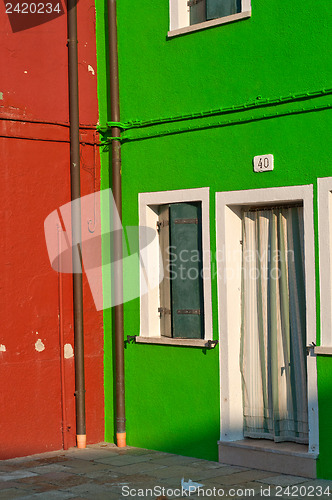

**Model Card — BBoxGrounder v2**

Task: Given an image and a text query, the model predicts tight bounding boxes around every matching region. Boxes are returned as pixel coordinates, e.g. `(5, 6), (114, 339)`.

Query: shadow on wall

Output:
(3, 0), (67, 32)
(122, 344), (220, 462)
(126, 422), (220, 463)
(104, 327), (220, 462)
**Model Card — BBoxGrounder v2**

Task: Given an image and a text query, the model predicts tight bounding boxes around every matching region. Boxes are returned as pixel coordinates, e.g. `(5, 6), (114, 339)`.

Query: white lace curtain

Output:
(240, 206), (308, 444)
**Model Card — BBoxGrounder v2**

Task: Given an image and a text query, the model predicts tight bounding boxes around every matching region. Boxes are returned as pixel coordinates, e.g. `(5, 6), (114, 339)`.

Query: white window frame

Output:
(216, 185), (319, 454)
(137, 187), (213, 347)
(317, 177), (332, 354)
(169, 0), (251, 37)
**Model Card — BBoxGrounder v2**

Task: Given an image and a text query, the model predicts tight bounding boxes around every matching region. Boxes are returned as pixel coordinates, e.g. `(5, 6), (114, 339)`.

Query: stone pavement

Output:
(1, 443), (332, 500)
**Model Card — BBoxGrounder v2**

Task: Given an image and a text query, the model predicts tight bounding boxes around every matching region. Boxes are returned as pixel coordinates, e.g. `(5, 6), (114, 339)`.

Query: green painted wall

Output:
(95, 0), (332, 472)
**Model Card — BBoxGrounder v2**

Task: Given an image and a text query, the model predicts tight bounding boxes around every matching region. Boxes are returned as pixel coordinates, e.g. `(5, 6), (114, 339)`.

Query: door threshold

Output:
(218, 439), (317, 478)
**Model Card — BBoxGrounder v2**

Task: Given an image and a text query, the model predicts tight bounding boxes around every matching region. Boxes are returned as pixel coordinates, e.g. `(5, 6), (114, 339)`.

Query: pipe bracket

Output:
(205, 340), (219, 350)
(74, 389), (86, 396)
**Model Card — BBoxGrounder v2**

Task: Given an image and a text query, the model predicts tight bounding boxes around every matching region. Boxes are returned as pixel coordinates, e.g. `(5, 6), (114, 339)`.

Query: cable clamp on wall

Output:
(107, 121), (132, 129)
(107, 136), (123, 143)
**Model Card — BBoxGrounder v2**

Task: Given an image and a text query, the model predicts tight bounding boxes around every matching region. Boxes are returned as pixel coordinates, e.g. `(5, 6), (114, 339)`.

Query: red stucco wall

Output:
(0, 0), (104, 458)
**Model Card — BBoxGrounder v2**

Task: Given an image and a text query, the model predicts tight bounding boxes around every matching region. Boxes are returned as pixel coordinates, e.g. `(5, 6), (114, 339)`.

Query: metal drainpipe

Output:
(107, 0), (126, 448)
(67, 0), (86, 449)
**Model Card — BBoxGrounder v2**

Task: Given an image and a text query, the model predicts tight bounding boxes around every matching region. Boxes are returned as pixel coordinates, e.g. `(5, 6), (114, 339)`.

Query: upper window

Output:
(189, 0), (241, 26)
(169, 0), (251, 36)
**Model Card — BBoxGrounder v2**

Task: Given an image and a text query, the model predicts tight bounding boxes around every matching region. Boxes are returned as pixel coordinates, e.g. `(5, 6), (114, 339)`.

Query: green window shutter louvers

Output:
(169, 203), (204, 339)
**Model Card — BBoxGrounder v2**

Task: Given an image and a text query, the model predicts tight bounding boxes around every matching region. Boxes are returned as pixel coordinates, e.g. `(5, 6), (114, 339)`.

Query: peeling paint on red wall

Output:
(0, 0), (104, 459)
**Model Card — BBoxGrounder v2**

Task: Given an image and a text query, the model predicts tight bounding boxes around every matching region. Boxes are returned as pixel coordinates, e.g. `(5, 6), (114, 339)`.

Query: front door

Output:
(240, 205), (308, 443)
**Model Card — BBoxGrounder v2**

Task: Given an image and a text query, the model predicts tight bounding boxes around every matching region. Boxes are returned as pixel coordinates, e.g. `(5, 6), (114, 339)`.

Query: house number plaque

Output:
(253, 154), (274, 172)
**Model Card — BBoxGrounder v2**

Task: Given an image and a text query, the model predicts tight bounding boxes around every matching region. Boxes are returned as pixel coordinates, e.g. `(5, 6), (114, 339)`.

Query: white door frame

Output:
(318, 177), (332, 350)
(216, 185), (319, 455)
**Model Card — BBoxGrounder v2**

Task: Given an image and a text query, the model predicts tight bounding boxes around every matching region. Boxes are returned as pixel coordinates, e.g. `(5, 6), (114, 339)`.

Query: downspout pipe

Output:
(67, 0), (86, 449)
(107, 0), (126, 448)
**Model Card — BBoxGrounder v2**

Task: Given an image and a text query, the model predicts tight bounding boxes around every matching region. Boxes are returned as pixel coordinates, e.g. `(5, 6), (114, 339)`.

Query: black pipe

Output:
(107, 0), (126, 447)
(67, 0), (86, 449)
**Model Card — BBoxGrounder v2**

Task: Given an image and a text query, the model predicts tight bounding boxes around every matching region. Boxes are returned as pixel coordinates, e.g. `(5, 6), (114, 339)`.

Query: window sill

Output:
(314, 346), (332, 355)
(135, 336), (218, 348)
(167, 10), (251, 38)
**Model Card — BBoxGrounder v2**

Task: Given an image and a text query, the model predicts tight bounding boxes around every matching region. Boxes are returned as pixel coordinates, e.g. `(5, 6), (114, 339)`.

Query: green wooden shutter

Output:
(189, 0), (206, 25)
(158, 205), (172, 338)
(206, 0), (241, 20)
(169, 202), (204, 339)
